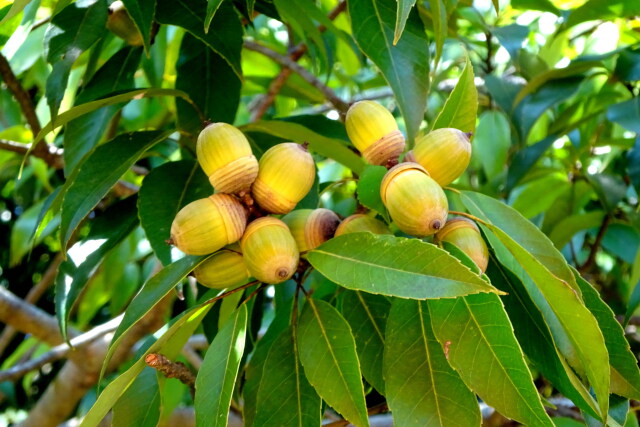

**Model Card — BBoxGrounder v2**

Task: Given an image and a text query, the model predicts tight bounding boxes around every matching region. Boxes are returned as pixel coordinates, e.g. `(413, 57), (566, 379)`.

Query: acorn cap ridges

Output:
(282, 208), (341, 252)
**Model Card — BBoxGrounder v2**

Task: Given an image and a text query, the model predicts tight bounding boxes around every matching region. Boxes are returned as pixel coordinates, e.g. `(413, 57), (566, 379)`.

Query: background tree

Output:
(0, 0), (639, 426)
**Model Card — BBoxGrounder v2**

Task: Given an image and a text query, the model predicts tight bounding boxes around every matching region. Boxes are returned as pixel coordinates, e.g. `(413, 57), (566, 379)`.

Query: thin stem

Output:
(448, 210), (488, 225)
(578, 214), (611, 273)
(201, 280), (261, 307)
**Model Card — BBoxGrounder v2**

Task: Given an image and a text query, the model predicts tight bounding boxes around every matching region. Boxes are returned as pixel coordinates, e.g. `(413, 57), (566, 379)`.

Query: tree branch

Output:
(0, 138), (64, 169)
(249, 1), (347, 121)
(0, 287), (77, 347)
(145, 353), (196, 395)
(244, 41), (350, 116)
(0, 253), (64, 358)
(579, 214), (611, 273)
(0, 315), (121, 383)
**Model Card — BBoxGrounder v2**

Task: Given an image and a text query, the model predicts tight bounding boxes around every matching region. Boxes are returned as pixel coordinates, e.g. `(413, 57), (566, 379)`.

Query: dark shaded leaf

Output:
(506, 135), (556, 191)
(112, 367), (160, 427)
(138, 159), (211, 266)
(156, 0), (242, 77)
(349, 0), (429, 144)
(60, 131), (171, 250)
(607, 98), (640, 134)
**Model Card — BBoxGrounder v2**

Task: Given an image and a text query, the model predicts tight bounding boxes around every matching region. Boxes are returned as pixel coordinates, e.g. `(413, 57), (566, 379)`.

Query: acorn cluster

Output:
(170, 100), (489, 290)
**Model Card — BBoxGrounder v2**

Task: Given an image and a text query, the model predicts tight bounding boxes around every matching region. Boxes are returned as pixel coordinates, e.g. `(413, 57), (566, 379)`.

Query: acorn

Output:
(334, 214), (391, 236)
(194, 245), (249, 289)
(196, 123), (259, 194)
(170, 194), (247, 255)
(435, 218), (489, 273)
(282, 208), (341, 252)
(240, 217), (300, 284)
(345, 101), (406, 166)
(413, 128), (472, 186)
(107, 1), (144, 46)
(380, 162), (448, 237)
(251, 143), (315, 214)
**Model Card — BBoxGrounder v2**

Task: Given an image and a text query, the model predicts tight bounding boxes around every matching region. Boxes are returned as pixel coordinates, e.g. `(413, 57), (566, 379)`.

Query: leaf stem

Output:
(448, 210), (489, 225)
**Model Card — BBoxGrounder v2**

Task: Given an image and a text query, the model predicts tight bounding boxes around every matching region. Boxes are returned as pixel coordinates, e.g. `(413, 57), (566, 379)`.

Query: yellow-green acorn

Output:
(240, 217), (300, 284)
(106, 1), (144, 46)
(196, 122), (259, 194)
(334, 214), (391, 236)
(435, 218), (489, 273)
(251, 143), (315, 214)
(282, 208), (341, 252)
(170, 193), (247, 255)
(380, 162), (448, 237)
(194, 245), (249, 289)
(345, 101), (406, 166)
(413, 128), (472, 186)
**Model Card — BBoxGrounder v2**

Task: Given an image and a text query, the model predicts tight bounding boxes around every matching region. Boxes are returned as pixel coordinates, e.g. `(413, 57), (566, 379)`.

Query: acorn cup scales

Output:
(380, 162), (448, 237)
(251, 143), (315, 214)
(170, 193), (247, 255)
(241, 217), (300, 284)
(345, 101), (406, 166)
(282, 208), (341, 252)
(196, 122), (259, 194)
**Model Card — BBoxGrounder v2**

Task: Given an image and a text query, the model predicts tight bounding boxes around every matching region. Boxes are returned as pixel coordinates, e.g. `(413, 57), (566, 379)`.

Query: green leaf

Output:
(340, 290), (390, 394)
(156, 0), (242, 78)
(307, 233), (500, 299)
(510, 173), (570, 219)
(385, 298), (481, 426)
(487, 259), (601, 419)
(204, 0), (224, 33)
(243, 286), (294, 426)
(461, 191), (577, 289)
(81, 304), (211, 427)
(506, 135), (556, 191)
(120, 0), (155, 53)
(429, 294), (553, 426)
(64, 46), (143, 175)
(254, 327), (322, 427)
(10, 198), (60, 267)
(33, 88), (194, 144)
(572, 270), (640, 401)
(624, 279), (640, 327)
(566, 0), (640, 28)
(548, 211), (605, 250)
(607, 98), (640, 134)
(195, 304), (247, 427)
(0, 0), (30, 25)
(350, 0), (429, 144)
(298, 299), (369, 427)
(426, 0), (447, 67)
(60, 130), (171, 251)
(44, 0), (108, 122)
(274, 0), (328, 67)
(56, 196), (138, 342)
(138, 159), (211, 266)
(176, 33), (241, 135)
(462, 193), (610, 420)
(513, 61), (600, 107)
(112, 368), (160, 427)
(472, 111), (511, 178)
(394, 0), (417, 45)
(356, 165), (388, 219)
(102, 255), (210, 380)
(241, 121), (365, 174)
(431, 53), (477, 134)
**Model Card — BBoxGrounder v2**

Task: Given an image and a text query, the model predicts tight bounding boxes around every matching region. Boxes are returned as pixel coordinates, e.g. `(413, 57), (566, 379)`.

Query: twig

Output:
(578, 214), (611, 273)
(0, 138), (64, 169)
(145, 353), (196, 396)
(201, 280), (260, 307)
(0, 253), (64, 358)
(0, 315), (121, 382)
(448, 210), (488, 226)
(250, 1), (347, 121)
(244, 40), (349, 115)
